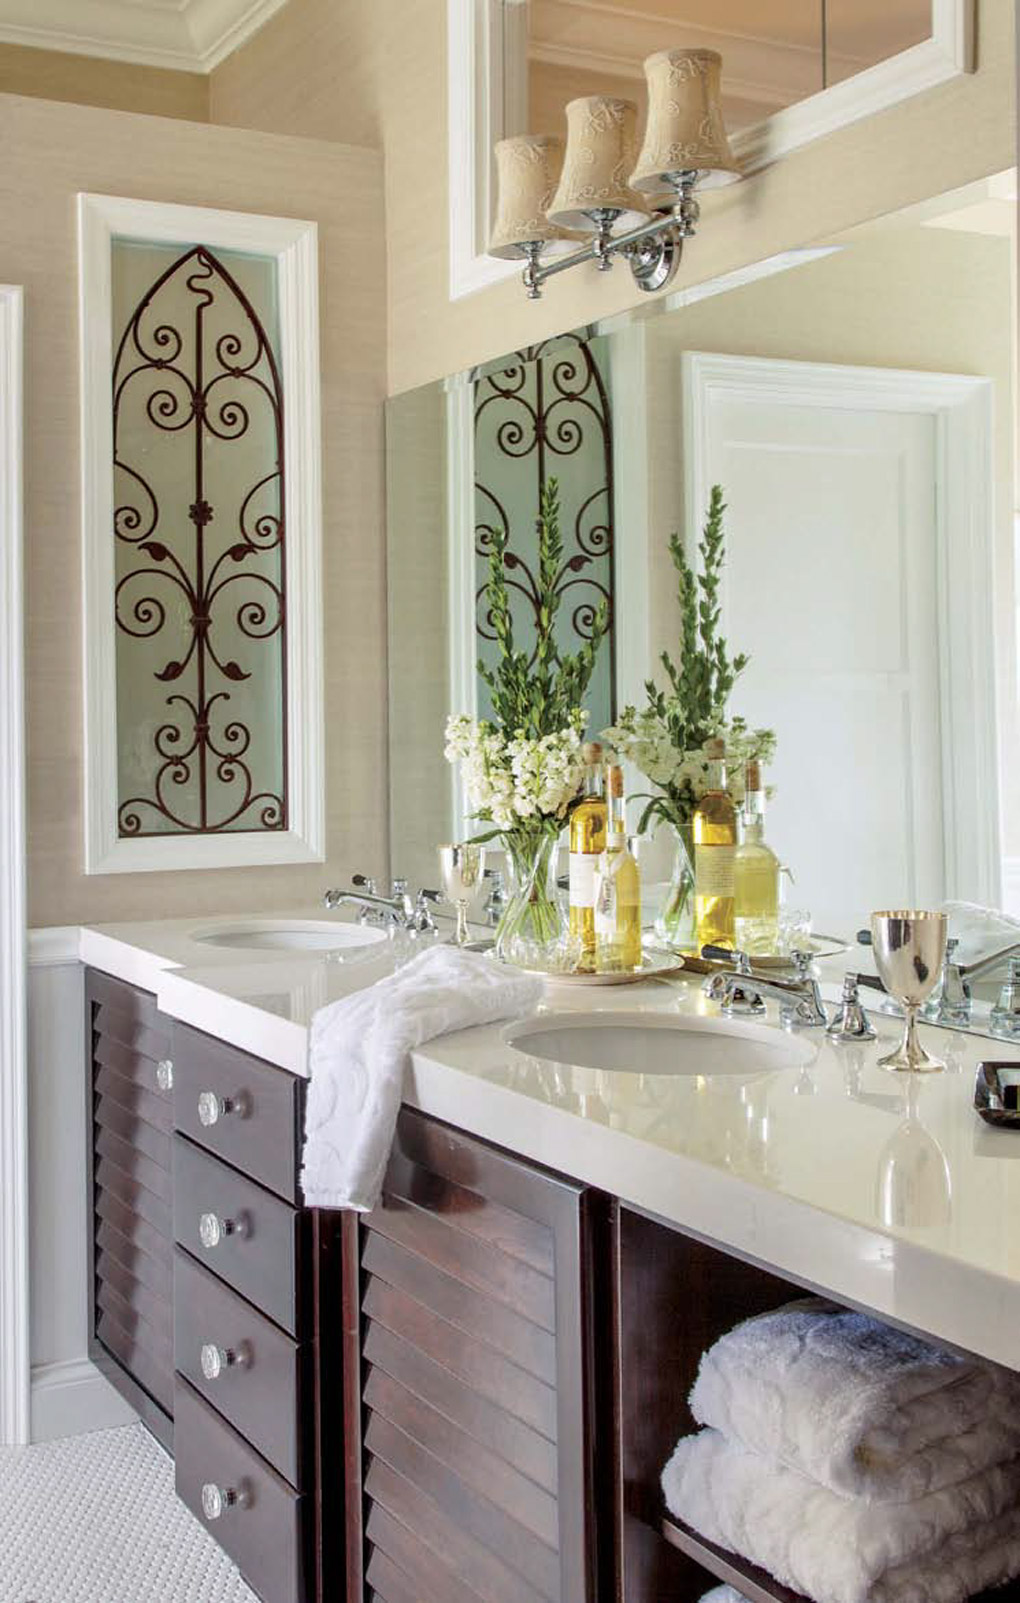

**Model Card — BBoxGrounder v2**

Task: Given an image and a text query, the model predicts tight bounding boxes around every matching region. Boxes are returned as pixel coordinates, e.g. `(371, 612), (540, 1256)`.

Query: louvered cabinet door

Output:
(345, 1109), (609, 1603)
(86, 968), (174, 1446)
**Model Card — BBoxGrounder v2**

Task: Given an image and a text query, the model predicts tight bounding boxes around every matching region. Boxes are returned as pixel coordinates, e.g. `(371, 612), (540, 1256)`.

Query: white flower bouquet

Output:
(445, 479), (608, 962)
(603, 486), (775, 946)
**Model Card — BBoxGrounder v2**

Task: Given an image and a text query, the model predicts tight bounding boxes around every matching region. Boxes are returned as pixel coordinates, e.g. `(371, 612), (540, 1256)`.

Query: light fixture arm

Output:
(519, 172), (700, 301)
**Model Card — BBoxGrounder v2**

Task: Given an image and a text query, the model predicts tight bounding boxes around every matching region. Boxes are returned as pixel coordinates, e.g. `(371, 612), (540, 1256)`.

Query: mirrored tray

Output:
(465, 939), (686, 985)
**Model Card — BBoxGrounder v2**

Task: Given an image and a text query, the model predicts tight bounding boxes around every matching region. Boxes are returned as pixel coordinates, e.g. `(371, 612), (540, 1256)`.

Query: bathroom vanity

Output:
(77, 915), (1020, 1603)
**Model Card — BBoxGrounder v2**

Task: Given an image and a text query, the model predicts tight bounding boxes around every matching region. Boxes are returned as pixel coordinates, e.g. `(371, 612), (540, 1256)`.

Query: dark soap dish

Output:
(974, 1062), (1020, 1127)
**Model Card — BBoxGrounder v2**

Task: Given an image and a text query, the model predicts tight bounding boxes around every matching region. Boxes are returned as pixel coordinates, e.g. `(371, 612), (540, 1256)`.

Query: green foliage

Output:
(478, 477), (609, 739)
(648, 484), (748, 754)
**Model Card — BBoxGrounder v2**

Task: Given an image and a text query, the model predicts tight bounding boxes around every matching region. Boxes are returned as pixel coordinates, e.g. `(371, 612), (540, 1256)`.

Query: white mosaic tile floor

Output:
(0, 1424), (260, 1603)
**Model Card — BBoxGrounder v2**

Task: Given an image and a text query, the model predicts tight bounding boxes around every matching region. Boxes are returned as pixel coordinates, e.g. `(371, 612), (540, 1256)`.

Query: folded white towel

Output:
(699, 1588), (749, 1603)
(942, 900), (1020, 968)
(301, 945), (543, 1211)
(689, 1298), (1020, 1502)
(663, 1428), (1020, 1603)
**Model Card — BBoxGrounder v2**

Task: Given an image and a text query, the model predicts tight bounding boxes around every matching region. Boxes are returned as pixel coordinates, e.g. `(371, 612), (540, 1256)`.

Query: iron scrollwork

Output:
(113, 244), (287, 836)
(473, 331), (615, 688)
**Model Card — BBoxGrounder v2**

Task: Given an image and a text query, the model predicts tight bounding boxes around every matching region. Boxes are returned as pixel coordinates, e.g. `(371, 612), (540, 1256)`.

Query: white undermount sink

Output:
(190, 919), (387, 954)
(505, 1011), (812, 1078)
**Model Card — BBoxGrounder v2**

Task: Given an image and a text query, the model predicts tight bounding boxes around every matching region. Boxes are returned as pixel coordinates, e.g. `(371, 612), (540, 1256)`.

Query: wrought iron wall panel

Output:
(473, 331), (615, 734)
(111, 239), (287, 837)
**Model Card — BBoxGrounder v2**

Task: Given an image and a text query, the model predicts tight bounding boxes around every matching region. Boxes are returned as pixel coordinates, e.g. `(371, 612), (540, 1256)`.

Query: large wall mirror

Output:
(449, 0), (975, 296)
(79, 194), (324, 876)
(390, 162), (1018, 946)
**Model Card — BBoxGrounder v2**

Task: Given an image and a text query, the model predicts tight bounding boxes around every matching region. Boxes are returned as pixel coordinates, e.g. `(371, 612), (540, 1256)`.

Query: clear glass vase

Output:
(652, 821), (696, 953)
(494, 827), (574, 970)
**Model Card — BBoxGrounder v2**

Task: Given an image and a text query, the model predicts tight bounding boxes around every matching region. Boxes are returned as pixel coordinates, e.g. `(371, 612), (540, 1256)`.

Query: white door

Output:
(683, 353), (994, 938)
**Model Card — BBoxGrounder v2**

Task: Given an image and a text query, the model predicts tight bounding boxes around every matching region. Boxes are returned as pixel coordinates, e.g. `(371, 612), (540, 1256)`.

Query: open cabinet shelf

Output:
(660, 1513), (1020, 1603)
(616, 1204), (1020, 1603)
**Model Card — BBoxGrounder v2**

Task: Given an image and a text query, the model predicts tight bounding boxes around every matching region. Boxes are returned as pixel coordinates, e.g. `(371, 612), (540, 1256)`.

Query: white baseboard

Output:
(31, 1357), (136, 1443)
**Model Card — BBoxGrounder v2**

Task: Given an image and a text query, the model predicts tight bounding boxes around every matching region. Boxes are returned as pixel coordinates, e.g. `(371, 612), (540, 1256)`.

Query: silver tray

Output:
(974, 1061), (1020, 1128)
(468, 939), (685, 985)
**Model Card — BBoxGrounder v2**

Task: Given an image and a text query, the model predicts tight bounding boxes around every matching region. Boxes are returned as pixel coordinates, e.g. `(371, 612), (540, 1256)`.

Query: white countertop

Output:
(76, 913), (1020, 1369)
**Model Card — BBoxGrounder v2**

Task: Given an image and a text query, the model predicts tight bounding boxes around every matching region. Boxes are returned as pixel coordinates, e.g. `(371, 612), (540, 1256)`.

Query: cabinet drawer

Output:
(174, 1248), (308, 1488)
(173, 1137), (304, 1336)
(175, 1377), (310, 1603)
(172, 1021), (302, 1203)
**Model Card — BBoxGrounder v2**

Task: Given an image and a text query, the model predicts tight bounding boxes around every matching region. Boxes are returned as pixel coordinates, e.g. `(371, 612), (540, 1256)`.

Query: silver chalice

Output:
(871, 909), (948, 1074)
(438, 842), (486, 945)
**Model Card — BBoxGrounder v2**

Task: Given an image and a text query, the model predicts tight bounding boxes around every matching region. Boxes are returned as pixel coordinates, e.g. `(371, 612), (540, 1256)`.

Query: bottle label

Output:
(569, 851), (597, 909)
(695, 843), (735, 898)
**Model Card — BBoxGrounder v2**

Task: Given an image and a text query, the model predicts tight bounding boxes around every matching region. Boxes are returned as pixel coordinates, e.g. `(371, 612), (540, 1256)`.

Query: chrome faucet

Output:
(704, 949), (828, 1029)
(323, 875), (441, 935)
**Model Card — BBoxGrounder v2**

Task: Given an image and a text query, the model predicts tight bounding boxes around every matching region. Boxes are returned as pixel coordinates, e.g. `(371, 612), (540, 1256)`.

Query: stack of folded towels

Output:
(663, 1298), (1020, 1603)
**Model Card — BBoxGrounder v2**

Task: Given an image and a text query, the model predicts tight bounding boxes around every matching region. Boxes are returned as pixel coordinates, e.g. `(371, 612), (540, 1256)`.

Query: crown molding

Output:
(527, 0), (869, 108)
(0, 0), (290, 73)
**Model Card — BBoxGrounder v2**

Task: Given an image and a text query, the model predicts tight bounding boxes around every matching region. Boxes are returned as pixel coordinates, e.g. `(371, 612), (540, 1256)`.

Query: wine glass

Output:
(870, 909), (948, 1073)
(438, 843), (486, 946)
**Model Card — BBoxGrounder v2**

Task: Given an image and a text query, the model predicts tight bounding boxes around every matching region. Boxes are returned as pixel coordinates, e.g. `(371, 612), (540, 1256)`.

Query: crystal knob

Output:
(198, 1091), (224, 1127)
(198, 1211), (245, 1250)
(200, 1341), (249, 1380)
(201, 1483), (237, 1521)
(156, 1059), (174, 1093)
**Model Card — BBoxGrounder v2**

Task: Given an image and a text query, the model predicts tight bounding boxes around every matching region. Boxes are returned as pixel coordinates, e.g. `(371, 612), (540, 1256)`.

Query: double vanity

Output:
(76, 910), (1020, 1603)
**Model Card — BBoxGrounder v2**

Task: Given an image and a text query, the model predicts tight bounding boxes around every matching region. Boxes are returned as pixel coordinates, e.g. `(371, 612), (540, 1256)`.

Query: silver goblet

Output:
(870, 909), (948, 1073)
(438, 843), (486, 946)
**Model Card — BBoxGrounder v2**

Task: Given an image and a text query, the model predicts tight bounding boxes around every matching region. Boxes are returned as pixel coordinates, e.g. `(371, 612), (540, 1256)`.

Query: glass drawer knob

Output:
(200, 1343), (229, 1380)
(198, 1091), (224, 1127)
(156, 1059), (174, 1093)
(201, 1483), (237, 1521)
(200, 1341), (249, 1380)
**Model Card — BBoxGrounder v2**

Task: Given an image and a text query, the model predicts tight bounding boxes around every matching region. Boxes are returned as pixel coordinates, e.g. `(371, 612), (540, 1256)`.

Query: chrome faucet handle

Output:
(826, 973), (877, 1043)
(701, 948), (766, 1017)
(410, 889), (441, 936)
(991, 956), (1020, 1037)
(790, 950), (816, 981)
(482, 868), (506, 927)
(352, 873), (376, 891)
(934, 937), (971, 1027)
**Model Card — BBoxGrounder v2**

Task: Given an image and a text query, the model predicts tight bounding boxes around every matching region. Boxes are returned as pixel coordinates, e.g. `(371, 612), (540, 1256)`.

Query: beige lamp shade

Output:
(488, 135), (576, 258)
(546, 97), (650, 231)
(630, 49), (739, 193)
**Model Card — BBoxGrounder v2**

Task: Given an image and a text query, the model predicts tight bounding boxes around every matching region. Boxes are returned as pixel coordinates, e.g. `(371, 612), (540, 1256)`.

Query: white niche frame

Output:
(448, 0), (975, 302)
(79, 194), (324, 875)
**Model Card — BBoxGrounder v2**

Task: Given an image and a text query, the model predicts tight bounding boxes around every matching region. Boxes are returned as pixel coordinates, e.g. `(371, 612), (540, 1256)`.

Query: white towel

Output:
(942, 900), (1020, 968)
(689, 1299), (1020, 1502)
(699, 1589), (749, 1603)
(663, 1428), (1020, 1603)
(301, 945), (543, 1211)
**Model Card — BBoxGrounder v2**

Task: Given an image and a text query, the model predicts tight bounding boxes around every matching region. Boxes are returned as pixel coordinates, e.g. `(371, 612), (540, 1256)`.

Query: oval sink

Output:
(191, 919), (387, 954)
(505, 1011), (812, 1078)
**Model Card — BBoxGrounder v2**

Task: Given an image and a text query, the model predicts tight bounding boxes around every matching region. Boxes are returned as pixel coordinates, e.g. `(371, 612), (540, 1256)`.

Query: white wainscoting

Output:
(27, 931), (134, 1442)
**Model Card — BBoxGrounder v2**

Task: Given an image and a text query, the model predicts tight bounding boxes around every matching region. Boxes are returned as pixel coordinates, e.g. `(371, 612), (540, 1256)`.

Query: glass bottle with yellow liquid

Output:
(569, 742), (607, 971)
(693, 737), (736, 950)
(595, 763), (642, 972)
(734, 759), (780, 955)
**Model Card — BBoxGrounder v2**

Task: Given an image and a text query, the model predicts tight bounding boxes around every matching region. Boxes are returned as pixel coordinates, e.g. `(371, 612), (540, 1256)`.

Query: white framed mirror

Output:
(448, 0), (975, 301)
(78, 194), (324, 876)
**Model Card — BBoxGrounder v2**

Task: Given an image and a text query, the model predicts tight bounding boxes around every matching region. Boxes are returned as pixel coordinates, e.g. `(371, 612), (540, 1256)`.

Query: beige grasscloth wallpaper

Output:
(0, 94), (387, 927)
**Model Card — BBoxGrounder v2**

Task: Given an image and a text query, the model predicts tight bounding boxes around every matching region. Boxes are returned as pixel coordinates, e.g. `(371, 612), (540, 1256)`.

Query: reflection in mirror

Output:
(525, 0), (933, 139)
(388, 166), (1018, 981)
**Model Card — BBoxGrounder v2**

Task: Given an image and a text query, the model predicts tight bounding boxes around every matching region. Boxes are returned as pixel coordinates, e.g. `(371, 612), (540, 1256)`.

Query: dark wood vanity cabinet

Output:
(341, 1108), (613, 1603)
(86, 968), (175, 1447)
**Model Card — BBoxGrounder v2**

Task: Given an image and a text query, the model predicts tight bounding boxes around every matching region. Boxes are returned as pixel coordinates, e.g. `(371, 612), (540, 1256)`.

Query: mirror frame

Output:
(447, 0), (975, 301)
(78, 193), (325, 875)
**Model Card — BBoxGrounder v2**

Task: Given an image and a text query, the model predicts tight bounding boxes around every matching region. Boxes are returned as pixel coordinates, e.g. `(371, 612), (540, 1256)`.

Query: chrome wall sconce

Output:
(488, 48), (739, 300)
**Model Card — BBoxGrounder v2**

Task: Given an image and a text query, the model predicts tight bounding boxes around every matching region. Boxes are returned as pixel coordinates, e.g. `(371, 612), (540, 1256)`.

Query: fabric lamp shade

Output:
(546, 96), (650, 231)
(630, 48), (739, 192)
(488, 134), (577, 258)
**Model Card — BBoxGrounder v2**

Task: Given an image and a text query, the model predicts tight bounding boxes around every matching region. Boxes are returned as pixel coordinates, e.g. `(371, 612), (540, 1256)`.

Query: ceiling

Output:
(0, 0), (292, 72)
